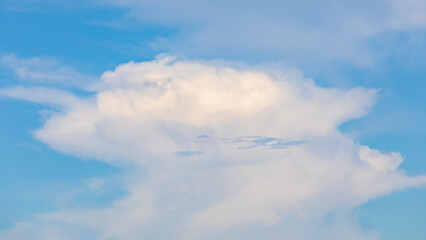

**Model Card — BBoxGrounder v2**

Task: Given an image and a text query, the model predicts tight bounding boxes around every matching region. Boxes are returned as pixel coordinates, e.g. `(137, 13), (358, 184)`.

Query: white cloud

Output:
(358, 145), (404, 171)
(0, 56), (425, 240)
(0, 86), (88, 109)
(0, 54), (95, 89)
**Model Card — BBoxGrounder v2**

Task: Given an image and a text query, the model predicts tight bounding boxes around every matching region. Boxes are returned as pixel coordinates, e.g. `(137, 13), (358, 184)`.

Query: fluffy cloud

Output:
(1, 56), (425, 240)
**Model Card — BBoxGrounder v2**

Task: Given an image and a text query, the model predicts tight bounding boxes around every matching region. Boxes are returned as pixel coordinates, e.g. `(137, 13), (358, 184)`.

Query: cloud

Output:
(0, 86), (88, 109)
(0, 56), (425, 240)
(96, 0), (426, 67)
(389, 0), (426, 29)
(0, 54), (96, 89)
(3, 1), (426, 69)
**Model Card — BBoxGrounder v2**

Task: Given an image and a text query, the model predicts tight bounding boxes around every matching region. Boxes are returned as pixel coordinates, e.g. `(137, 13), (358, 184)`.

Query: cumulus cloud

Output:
(0, 56), (425, 240)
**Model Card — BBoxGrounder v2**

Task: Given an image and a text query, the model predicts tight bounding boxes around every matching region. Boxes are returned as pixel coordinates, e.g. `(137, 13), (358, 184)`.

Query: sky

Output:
(0, 0), (426, 239)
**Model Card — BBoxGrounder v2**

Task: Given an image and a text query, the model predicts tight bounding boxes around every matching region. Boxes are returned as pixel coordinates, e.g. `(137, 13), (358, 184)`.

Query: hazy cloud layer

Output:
(98, 0), (426, 66)
(1, 56), (425, 239)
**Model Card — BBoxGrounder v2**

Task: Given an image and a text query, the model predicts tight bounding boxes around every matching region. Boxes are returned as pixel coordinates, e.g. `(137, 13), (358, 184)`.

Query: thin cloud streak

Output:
(0, 54), (96, 89)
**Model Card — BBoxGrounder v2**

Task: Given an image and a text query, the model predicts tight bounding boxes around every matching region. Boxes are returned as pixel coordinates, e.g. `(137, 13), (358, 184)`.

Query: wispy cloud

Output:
(0, 56), (424, 239)
(1, 54), (96, 89)
(95, 0), (426, 67)
(0, 86), (91, 109)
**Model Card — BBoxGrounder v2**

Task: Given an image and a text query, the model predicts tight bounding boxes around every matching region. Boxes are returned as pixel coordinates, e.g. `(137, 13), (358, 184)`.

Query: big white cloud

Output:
(1, 56), (425, 240)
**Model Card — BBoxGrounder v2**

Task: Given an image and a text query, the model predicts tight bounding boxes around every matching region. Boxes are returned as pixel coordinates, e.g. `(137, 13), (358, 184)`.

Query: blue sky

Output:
(1, 1), (426, 239)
